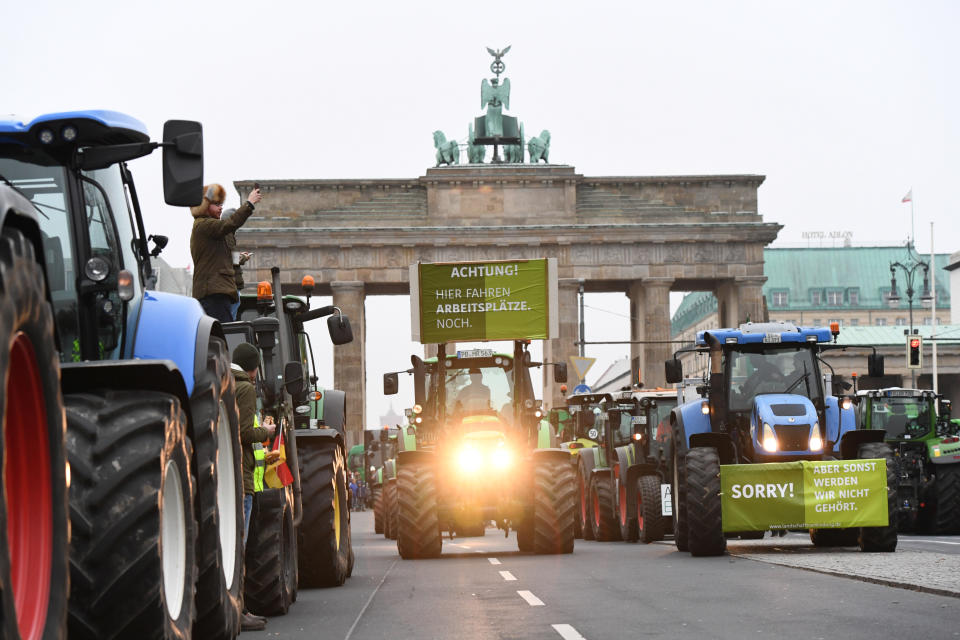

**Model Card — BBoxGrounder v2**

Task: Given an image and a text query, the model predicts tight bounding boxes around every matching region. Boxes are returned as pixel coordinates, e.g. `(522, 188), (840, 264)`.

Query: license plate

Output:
(763, 333), (782, 343)
(631, 415), (647, 425)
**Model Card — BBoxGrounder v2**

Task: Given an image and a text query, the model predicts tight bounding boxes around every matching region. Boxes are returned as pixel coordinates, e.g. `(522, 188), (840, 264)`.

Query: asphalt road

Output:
(248, 512), (959, 640)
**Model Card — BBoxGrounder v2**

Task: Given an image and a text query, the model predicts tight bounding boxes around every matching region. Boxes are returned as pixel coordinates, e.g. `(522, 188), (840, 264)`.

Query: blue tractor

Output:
(665, 321), (897, 556)
(0, 111), (246, 638)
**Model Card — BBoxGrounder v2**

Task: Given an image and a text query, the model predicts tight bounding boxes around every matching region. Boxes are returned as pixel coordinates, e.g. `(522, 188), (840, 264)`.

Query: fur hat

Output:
(232, 342), (260, 372)
(190, 183), (227, 217)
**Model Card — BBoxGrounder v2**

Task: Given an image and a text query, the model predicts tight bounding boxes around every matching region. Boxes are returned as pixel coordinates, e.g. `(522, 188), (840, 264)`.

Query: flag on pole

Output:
(902, 189), (912, 203)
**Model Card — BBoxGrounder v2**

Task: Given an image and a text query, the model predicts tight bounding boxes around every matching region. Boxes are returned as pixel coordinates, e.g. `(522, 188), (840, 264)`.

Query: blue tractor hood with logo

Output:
(751, 394), (824, 457)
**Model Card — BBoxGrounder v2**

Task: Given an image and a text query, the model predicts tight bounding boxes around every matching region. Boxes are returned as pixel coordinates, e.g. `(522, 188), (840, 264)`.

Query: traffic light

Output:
(906, 335), (922, 369)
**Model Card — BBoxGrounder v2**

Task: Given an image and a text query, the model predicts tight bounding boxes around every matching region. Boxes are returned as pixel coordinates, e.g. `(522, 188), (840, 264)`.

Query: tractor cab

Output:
(561, 392), (613, 451)
(666, 322), (868, 463)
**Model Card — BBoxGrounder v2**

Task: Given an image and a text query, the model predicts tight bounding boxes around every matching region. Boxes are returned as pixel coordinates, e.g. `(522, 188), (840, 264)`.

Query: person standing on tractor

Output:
(232, 342), (275, 631)
(190, 183), (262, 323)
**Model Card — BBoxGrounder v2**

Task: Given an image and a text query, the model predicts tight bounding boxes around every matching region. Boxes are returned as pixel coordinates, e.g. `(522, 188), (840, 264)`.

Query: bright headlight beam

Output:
(762, 422), (778, 453)
(458, 446), (482, 472)
(491, 447), (511, 469)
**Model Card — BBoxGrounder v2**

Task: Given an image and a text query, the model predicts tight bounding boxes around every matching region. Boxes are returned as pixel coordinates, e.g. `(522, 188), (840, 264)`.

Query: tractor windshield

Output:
(870, 397), (933, 439)
(438, 364), (514, 419)
(726, 345), (823, 413)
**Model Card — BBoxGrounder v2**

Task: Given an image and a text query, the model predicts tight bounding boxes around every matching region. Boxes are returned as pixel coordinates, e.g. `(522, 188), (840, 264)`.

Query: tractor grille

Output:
(774, 424), (810, 451)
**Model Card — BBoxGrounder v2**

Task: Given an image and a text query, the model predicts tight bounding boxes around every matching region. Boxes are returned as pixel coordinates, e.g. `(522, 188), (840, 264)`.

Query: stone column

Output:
(543, 278), (580, 409)
(736, 276), (768, 324)
(715, 280), (739, 328)
(331, 281), (365, 449)
(627, 281), (643, 387)
(641, 278), (674, 389)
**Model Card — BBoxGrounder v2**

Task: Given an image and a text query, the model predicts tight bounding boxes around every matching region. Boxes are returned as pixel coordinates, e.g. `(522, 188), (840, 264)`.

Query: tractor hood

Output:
(752, 394), (823, 456)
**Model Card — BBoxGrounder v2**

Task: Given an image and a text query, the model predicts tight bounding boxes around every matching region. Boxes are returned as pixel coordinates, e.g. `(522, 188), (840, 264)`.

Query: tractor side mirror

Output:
(867, 353), (885, 378)
(284, 361), (307, 399)
(554, 363), (568, 384)
(162, 120), (203, 206)
(384, 372), (399, 396)
(665, 359), (683, 384)
(328, 314), (353, 345)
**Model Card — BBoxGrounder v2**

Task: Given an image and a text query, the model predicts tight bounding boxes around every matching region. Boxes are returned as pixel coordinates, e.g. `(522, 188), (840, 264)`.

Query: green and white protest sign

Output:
(720, 459), (888, 531)
(410, 259), (559, 343)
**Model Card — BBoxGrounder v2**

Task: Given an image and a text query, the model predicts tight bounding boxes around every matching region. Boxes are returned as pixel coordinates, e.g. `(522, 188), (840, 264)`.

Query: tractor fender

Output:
(398, 449), (435, 467)
(577, 445), (598, 472)
(690, 432), (736, 465)
(625, 462), (660, 489)
(839, 429), (886, 460)
(317, 389), (347, 438)
(589, 466), (614, 482)
(675, 399), (712, 450)
(133, 291), (212, 395)
(61, 359), (191, 429)
(531, 448), (574, 468)
(293, 428), (343, 454)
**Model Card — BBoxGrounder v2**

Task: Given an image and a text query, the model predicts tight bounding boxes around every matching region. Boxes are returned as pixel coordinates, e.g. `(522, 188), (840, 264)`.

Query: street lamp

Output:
(888, 245), (932, 388)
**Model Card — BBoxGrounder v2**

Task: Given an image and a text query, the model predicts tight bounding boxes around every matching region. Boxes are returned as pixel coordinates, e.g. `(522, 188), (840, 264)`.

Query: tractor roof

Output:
(0, 110), (150, 148)
(696, 322), (831, 346)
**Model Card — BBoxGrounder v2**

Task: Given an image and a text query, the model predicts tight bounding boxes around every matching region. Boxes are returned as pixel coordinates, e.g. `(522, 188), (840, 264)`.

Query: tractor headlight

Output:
(809, 424), (823, 451)
(458, 446), (482, 472)
(491, 446), (512, 469)
(762, 423), (778, 453)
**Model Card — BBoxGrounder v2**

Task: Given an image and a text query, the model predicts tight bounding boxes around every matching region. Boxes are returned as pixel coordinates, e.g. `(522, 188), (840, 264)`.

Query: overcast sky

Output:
(7, 0), (957, 425)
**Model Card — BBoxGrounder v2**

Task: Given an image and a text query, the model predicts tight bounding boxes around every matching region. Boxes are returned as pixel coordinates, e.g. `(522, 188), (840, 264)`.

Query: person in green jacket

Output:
(190, 183), (262, 323)
(232, 342), (275, 632)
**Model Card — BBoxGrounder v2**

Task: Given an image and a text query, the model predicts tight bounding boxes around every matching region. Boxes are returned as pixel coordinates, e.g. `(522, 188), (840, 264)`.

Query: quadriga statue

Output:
(527, 130), (550, 163)
(433, 131), (460, 166)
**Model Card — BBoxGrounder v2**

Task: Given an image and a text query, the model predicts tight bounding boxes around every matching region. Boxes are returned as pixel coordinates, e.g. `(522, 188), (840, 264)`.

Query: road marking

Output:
(499, 570), (517, 581)
(898, 538), (960, 546)
(488, 558), (502, 565)
(517, 590), (544, 606)
(344, 558), (398, 640)
(552, 624), (587, 640)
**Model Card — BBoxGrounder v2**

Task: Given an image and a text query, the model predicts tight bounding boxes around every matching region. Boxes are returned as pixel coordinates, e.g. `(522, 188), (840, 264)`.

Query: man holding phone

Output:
(190, 183), (262, 324)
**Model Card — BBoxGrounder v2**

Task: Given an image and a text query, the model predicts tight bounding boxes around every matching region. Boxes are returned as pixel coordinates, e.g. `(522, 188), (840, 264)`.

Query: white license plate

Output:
(660, 484), (673, 516)
(763, 333), (782, 343)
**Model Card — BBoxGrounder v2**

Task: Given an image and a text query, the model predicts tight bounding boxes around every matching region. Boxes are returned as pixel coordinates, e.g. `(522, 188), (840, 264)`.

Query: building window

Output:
(851, 318), (859, 326)
(848, 289), (860, 306)
(827, 319), (842, 327)
(810, 290), (822, 305)
(771, 291), (789, 307)
(876, 318), (887, 326)
(827, 291), (843, 306)
(813, 318), (821, 326)
(895, 317), (906, 326)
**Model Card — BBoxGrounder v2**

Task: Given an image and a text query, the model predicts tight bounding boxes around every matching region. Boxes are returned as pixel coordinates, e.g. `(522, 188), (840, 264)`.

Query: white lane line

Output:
(552, 624), (587, 640)
(488, 558), (502, 565)
(344, 558), (398, 640)
(517, 590), (545, 606)
(898, 538), (960, 546)
(499, 570), (517, 581)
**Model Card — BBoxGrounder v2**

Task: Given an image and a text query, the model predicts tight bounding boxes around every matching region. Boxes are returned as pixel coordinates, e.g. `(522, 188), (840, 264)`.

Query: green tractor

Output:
(383, 343), (572, 557)
(364, 427), (401, 534)
(223, 268), (355, 613)
(560, 392), (612, 540)
(855, 388), (960, 533)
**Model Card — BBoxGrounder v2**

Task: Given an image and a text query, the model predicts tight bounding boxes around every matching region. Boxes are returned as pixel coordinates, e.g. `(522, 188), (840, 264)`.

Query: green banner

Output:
(416, 259), (550, 343)
(720, 459), (888, 531)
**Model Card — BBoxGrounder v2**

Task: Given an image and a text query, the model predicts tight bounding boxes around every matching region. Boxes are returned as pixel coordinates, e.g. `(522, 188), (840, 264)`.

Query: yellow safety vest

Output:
(252, 443), (266, 493)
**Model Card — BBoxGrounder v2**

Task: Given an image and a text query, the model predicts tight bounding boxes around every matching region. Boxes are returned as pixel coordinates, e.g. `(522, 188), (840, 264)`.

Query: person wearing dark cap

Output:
(231, 341), (275, 631)
(190, 183), (261, 323)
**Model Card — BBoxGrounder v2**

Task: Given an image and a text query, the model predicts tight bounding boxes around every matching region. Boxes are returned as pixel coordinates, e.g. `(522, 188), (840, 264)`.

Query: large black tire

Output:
(532, 456), (576, 554)
(373, 486), (384, 534)
(809, 528), (859, 547)
(244, 489), (296, 615)
(589, 473), (621, 541)
(672, 443), (689, 551)
(516, 514), (534, 552)
(297, 442), (350, 587)
(190, 337), (243, 639)
(686, 447), (726, 557)
(932, 464), (960, 534)
(0, 228), (69, 640)
(618, 474), (639, 542)
(397, 464), (442, 559)
(66, 391), (197, 640)
(577, 458), (595, 541)
(638, 475), (666, 543)
(858, 442), (898, 552)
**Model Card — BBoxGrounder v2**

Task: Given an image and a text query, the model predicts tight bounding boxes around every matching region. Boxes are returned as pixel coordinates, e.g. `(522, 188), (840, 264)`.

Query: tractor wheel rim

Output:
(333, 473), (341, 549)
(7, 333), (52, 640)
(619, 484), (627, 526)
(592, 487), (600, 528)
(215, 400), (238, 586)
(162, 458), (187, 620)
